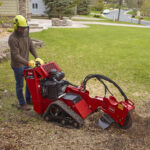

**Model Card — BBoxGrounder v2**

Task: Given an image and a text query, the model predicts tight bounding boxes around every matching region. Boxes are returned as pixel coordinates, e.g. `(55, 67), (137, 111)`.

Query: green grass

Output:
(127, 10), (133, 15)
(30, 25), (150, 90)
(0, 24), (150, 117)
(135, 16), (150, 21)
(143, 17), (150, 21)
(91, 10), (102, 14)
(77, 13), (106, 19)
(127, 10), (150, 21)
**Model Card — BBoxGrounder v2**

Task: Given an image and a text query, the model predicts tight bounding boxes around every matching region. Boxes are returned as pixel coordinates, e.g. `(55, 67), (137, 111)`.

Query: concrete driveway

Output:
(103, 9), (150, 26)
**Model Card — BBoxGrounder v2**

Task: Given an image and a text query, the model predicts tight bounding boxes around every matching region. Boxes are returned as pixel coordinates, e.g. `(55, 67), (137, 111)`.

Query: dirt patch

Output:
(0, 110), (150, 150)
(0, 82), (150, 150)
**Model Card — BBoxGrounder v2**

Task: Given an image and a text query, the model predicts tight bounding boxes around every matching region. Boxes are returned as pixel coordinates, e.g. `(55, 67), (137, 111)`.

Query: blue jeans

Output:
(12, 66), (31, 106)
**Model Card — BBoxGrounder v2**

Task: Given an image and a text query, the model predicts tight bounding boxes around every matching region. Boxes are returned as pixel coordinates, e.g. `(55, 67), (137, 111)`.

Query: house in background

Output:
(30, 0), (46, 16)
(29, 0), (100, 17)
(0, 0), (31, 19)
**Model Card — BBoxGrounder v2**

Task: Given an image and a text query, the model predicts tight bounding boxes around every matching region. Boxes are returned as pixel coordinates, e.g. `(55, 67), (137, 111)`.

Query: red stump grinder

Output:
(24, 62), (135, 129)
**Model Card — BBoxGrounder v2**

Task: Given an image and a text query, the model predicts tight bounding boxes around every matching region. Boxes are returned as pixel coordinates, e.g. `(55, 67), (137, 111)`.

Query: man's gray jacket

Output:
(8, 31), (38, 68)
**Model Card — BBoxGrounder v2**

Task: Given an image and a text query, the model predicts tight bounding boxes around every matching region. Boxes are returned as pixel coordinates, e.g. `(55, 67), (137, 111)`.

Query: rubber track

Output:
(43, 100), (84, 128)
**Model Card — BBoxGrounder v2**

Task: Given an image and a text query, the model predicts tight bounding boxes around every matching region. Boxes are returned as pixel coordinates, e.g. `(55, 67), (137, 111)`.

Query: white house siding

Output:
(0, 0), (19, 16)
(30, 0), (46, 16)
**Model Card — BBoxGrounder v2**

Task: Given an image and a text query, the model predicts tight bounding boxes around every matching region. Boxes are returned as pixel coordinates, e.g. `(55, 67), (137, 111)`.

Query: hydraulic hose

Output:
(82, 74), (128, 100)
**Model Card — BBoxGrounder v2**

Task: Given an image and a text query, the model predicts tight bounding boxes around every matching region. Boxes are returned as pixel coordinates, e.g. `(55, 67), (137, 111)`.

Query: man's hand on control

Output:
(35, 58), (44, 65)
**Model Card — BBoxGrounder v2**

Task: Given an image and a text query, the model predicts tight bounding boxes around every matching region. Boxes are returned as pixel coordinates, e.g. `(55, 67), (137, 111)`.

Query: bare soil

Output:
(0, 84), (150, 150)
(0, 110), (150, 150)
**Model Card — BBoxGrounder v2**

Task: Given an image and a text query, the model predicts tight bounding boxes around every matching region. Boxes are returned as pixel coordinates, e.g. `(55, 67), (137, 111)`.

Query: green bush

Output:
(93, 14), (102, 18)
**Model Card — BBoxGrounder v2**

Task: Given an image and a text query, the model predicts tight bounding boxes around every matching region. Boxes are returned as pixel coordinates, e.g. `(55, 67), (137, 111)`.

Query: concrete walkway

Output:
(28, 19), (88, 30)
(28, 18), (150, 30)
(73, 21), (150, 28)
(72, 16), (105, 21)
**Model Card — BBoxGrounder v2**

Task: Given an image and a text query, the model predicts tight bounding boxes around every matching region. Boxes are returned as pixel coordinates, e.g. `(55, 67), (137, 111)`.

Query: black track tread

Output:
(43, 100), (84, 128)
(50, 100), (84, 127)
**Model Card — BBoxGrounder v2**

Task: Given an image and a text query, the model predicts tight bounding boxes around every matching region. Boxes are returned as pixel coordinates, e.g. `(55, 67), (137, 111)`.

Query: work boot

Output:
(19, 104), (31, 111)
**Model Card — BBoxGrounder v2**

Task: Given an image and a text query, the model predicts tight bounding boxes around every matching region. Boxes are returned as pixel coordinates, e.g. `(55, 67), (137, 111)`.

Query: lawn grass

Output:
(0, 24), (150, 113)
(29, 25), (150, 96)
(135, 16), (150, 21)
(127, 10), (133, 15)
(142, 16), (150, 21)
(127, 10), (150, 21)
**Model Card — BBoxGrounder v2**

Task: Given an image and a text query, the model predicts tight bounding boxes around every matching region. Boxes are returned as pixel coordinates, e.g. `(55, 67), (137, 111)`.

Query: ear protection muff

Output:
(14, 18), (19, 31)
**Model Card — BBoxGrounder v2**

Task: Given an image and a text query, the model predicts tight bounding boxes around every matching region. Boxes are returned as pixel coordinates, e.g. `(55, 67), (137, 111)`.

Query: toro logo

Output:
(28, 71), (33, 75)
(109, 107), (115, 113)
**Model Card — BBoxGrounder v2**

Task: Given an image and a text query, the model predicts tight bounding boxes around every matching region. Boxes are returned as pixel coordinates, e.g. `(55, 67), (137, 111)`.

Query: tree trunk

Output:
(74, 5), (77, 16)
(117, 0), (122, 21)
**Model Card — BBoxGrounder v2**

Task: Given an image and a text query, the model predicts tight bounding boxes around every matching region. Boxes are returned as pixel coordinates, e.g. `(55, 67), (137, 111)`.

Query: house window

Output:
(32, 3), (38, 9)
(35, 3), (38, 9)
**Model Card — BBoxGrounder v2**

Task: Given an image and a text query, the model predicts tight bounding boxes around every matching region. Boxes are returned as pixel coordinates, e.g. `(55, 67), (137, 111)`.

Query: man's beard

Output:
(15, 28), (29, 37)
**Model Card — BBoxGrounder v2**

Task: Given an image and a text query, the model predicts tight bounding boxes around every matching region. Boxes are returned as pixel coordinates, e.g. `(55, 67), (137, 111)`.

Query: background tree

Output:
(126, 0), (144, 9)
(141, 0), (150, 16)
(126, 0), (145, 17)
(77, 0), (90, 15)
(117, 0), (122, 21)
(104, 0), (119, 8)
(126, 0), (138, 8)
(74, 0), (81, 15)
(95, 0), (104, 11)
(43, 0), (78, 18)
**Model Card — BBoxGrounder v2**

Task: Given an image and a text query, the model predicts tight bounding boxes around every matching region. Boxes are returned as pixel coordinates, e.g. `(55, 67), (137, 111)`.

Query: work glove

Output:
(35, 58), (44, 65)
(28, 60), (35, 68)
